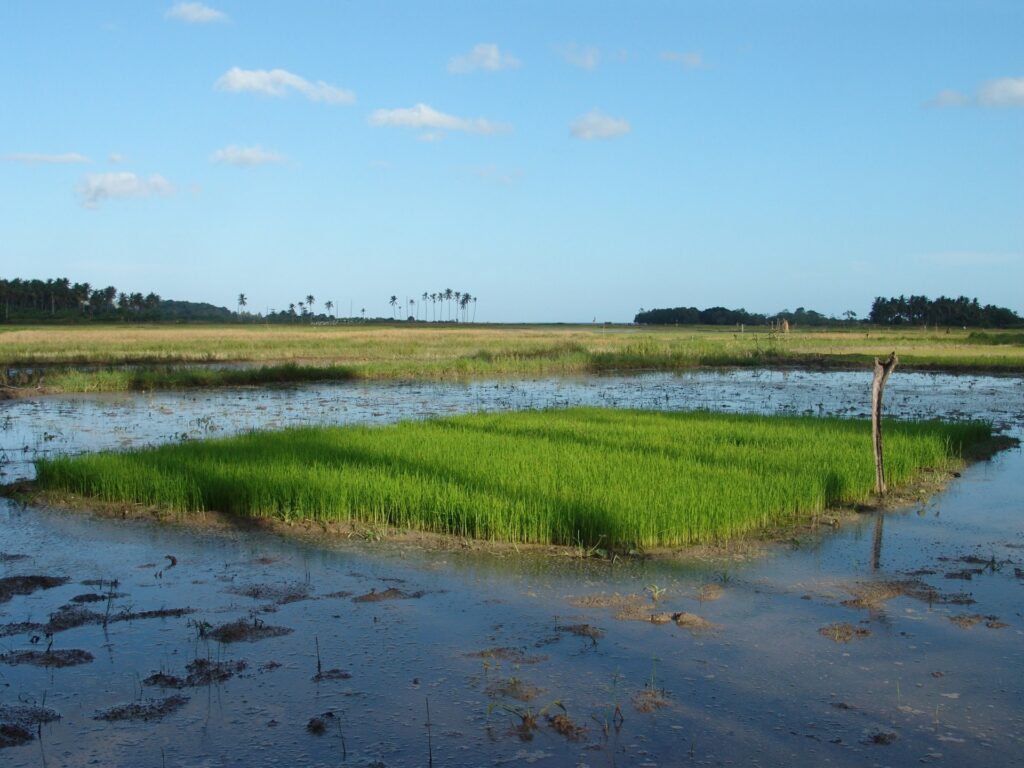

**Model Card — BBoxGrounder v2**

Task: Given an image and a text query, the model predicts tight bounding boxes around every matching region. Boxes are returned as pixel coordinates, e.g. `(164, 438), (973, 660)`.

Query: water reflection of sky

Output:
(1, 371), (1022, 766)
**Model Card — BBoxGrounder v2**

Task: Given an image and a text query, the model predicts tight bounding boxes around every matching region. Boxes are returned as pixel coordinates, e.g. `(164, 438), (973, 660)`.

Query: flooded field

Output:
(2, 371), (1023, 766)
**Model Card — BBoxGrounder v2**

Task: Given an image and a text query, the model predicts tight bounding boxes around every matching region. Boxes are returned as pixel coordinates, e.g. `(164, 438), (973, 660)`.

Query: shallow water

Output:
(1, 371), (1023, 767)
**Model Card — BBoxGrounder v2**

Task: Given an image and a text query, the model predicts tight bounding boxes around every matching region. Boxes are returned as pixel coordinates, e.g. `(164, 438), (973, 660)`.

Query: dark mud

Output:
(0, 705), (60, 749)
(95, 695), (190, 722)
(0, 648), (94, 667)
(144, 658), (248, 688)
(0, 575), (68, 603)
(351, 586), (425, 603)
(207, 617), (293, 643)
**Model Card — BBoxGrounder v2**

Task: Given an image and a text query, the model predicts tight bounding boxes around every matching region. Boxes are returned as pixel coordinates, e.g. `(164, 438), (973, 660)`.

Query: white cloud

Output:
(211, 145), (285, 166)
(660, 50), (705, 69)
(4, 152), (90, 164)
(927, 88), (969, 108)
(558, 43), (599, 71)
(448, 43), (520, 73)
(570, 110), (631, 140)
(369, 103), (508, 136)
(76, 172), (173, 209)
(108, 152), (126, 164)
(215, 67), (355, 104)
(978, 76), (1024, 107)
(165, 2), (227, 23)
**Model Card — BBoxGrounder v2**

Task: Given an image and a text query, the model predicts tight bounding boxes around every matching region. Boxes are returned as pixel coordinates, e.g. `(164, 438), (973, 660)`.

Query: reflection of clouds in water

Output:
(0, 370), (1021, 766)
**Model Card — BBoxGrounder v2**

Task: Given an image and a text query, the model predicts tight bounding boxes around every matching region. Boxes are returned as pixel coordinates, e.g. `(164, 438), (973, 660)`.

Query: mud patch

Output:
(96, 695), (190, 722)
(486, 677), (544, 702)
(145, 659), (248, 688)
(0, 704), (60, 749)
(208, 617), (293, 643)
(673, 612), (715, 632)
(228, 582), (312, 605)
(352, 587), (425, 603)
(0, 553), (29, 563)
(70, 592), (126, 603)
(547, 712), (586, 740)
(467, 647), (547, 665)
(948, 614), (1007, 630)
(0, 574), (69, 603)
(633, 688), (670, 713)
(555, 623), (604, 643)
(0, 648), (94, 667)
(819, 623), (871, 643)
(306, 711), (339, 735)
(841, 579), (974, 610)
(312, 668), (352, 682)
(695, 583), (724, 602)
(0, 621), (45, 638)
(44, 604), (195, 633)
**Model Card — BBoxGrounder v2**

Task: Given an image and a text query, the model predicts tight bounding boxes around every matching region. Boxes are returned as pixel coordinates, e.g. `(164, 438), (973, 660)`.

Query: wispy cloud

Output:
(369, 103), (509, 137)
(926, 88), (969, 108)
(978, 76), (1024, 107)
(570, 110), (631, 140)
(211, 145), (285, 166)
(109, 152), (126, 164)
(928, 76), (1024, 108)
(558, 43), (599, 71)
(472, 165), (523, 186)
(215, 67), (355, 104)
(449, 43), (520, 74)
(77, 172), (173, 209)
(165, 2), (227, 23)
(4, 152), (90, 164)
(660, 50), (705, 69)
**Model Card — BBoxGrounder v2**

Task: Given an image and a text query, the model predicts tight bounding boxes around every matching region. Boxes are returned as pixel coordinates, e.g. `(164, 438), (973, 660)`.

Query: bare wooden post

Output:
(871, 351), (898, 494)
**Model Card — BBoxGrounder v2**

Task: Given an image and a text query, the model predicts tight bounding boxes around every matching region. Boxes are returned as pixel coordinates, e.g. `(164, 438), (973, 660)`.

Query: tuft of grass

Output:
(34, 408), (990, 549)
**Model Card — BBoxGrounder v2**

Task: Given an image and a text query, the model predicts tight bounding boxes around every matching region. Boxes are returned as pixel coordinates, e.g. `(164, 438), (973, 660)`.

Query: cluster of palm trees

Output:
(389, 290), (477, 322)
(237, 289), (478, 323)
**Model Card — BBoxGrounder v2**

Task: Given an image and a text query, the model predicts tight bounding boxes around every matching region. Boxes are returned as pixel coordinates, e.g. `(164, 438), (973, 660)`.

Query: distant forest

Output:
(0, 277), (231, 322)
(635, 296), (1022, 328)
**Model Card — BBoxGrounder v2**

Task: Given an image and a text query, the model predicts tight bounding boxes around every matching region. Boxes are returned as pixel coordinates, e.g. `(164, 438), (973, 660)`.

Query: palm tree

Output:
(472, 296), (478, 322)
(389, 295), (398, 319)
(431, 293), (438, 321)
(459, 293), (471, 322)
(237, 293), (247, 315)
(324, 300), (334, 317)
(444, 288), (453, 320)
(421, 292), (429, 321)
(305, 295), (315, 315)
(360, 307), (366, 320)
(408, 298), (415, 321)
(297, 301), (305, 316)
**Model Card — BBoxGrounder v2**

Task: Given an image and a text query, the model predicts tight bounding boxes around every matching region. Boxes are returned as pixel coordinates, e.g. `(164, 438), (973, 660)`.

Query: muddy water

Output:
(1, 371), (1023, 767)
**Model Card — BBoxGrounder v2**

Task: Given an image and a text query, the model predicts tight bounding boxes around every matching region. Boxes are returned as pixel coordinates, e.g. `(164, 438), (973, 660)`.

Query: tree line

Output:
(868, 295), (1021, 328)
(0, 277), (167, 321)
(634, 306), (842, 327)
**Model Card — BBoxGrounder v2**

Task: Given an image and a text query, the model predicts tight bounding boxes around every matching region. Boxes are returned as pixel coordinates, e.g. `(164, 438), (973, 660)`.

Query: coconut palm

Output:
(444, 288), (453, 320)
(360, 307), (366, 320)
(389, 295), (398, 319)
(237, 293), (247, 315)
(324, 300), (334, 317)
(305, 295), (315, 315)
(421, 292), (429, 321)
(472, 296), (478, 322)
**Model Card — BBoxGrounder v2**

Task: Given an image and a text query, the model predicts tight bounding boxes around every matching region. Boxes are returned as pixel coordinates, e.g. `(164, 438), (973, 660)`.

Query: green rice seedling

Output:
(33, 408), (991, 549)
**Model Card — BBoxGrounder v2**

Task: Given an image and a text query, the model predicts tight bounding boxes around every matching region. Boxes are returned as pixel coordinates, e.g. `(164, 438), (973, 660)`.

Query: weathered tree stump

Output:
(871, 351), (898, 494)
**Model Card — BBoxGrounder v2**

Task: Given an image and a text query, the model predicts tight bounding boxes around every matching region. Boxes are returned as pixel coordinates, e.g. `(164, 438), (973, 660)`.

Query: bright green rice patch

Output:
(33, 408), (990, 549)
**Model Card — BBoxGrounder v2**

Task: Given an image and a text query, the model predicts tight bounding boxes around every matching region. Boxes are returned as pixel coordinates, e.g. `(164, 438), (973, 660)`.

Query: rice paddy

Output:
(33, 408), (990, 548)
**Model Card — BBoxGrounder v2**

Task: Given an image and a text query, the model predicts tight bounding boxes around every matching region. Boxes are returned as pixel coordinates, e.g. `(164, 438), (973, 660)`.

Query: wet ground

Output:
(1, 371), (1023, 766)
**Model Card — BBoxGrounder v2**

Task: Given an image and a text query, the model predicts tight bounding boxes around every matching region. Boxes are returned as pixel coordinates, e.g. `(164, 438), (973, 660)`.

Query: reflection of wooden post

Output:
(870, 514), (884, 571)
(871, 351), (898, 494)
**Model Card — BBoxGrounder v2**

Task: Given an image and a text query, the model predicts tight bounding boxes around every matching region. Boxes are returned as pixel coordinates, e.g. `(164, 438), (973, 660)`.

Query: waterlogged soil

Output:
(0, 371), (1022, 766)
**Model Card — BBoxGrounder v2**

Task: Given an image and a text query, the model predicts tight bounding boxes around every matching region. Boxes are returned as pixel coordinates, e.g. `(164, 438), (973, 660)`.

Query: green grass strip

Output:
(33, 408), (990, 549)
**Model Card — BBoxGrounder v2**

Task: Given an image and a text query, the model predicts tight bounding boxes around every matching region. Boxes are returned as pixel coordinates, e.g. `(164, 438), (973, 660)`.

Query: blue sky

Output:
(2, 1), (1021, 322)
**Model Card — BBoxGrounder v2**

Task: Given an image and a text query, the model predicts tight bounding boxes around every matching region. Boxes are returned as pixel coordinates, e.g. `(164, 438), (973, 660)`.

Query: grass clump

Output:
(33, 408), (990, 549)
